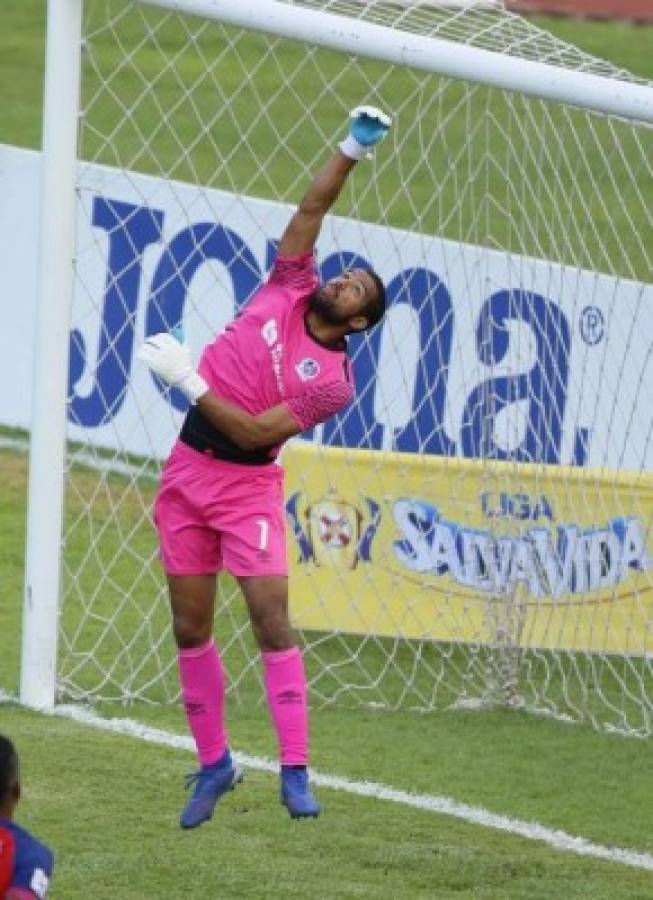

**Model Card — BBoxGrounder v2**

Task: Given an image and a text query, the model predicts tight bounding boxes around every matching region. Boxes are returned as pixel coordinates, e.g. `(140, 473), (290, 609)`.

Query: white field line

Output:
(3, 695), (651, 872)
(0, 435), (30, 452)
(0, 434), (158, 481)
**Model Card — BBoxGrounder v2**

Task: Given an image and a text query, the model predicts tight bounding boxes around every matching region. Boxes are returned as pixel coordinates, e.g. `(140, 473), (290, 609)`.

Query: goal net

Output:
(29, 0), (653, 735)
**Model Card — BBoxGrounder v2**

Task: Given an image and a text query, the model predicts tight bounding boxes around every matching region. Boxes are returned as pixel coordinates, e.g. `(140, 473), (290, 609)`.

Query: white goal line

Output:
(4, 694), (650, 873)
(0, 435), (158, 483)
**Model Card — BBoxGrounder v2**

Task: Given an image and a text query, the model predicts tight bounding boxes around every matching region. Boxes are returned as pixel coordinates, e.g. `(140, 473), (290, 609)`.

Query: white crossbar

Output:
(140, 0), (653, 123)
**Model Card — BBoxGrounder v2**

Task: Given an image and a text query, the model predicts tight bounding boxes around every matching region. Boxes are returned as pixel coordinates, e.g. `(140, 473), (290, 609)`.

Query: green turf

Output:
(3, 701), (653, 899)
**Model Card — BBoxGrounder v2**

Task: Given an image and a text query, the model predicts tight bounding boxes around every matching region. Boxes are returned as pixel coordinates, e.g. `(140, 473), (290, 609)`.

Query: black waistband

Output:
(179, 406), (275, 466)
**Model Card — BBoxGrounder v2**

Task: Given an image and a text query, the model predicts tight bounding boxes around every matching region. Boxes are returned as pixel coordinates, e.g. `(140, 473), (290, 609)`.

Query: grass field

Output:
(4, 702), (653, 900)
(2, 2), (653, 897)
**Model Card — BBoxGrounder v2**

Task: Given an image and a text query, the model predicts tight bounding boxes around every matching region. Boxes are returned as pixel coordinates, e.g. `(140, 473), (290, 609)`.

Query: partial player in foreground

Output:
(0, 736), (53, 899)
(138, 105), (392, 827)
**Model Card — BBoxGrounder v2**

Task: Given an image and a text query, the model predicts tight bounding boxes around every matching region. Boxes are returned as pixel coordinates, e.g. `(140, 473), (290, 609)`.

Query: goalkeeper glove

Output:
(137, 332), (208, 404)
(339, 105), (392, 161)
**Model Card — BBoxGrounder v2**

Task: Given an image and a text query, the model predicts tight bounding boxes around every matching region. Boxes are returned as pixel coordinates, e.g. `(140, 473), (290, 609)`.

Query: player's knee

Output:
(251, 607), (293, 651)
(171, 611), (212, 648)
(259, 630), (294, 653)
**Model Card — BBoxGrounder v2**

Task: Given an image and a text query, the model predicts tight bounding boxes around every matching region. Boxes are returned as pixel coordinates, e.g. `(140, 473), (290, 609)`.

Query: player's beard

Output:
(308, 287), (350, 326)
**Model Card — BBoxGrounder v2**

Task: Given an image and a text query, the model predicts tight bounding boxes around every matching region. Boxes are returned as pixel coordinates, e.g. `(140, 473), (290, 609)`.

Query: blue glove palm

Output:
(350, 106), (392, 148)
(339, 104), (392, 160)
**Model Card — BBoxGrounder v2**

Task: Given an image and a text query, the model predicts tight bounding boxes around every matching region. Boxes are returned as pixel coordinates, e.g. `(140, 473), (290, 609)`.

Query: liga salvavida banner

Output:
(283, 443), (653, 653)
(1, 144), (651, 649)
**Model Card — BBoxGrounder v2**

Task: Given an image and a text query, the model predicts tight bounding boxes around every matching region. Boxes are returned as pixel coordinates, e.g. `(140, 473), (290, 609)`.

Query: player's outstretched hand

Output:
(340, 104), (392, 160)
(137, 332), (208, 404)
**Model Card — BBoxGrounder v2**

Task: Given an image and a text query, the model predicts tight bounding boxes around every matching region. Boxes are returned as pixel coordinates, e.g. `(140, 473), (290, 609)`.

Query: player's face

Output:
(309, 269), (377, 329)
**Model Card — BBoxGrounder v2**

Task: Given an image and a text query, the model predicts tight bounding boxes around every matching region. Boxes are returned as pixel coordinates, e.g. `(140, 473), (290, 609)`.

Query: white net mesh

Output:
(59, 0), (653, 734)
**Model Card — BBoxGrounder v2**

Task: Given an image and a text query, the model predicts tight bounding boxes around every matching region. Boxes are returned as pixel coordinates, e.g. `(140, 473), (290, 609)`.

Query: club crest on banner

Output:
(286, 491), (381, 569)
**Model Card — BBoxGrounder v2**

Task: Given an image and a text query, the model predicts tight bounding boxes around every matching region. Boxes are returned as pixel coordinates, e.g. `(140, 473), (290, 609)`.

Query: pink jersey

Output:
(197, 253), (353, 457)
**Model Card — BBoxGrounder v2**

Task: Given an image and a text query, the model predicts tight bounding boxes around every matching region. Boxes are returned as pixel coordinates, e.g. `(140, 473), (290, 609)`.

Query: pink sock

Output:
(263, 647), (309, 766)
(178, 640), (228, 767)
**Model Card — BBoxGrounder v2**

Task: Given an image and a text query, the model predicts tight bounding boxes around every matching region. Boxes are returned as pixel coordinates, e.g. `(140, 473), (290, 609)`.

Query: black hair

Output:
(0, 735), (18, 805)
(361, 269), (386, 329)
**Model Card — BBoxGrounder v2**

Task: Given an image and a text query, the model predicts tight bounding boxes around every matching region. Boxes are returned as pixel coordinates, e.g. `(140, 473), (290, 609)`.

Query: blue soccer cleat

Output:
(280, 766), (321, 819)
(180, 749), (243, 829)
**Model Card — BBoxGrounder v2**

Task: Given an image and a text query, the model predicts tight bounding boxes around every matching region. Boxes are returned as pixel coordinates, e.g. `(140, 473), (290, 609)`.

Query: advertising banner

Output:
(284, 442), (653, 653)
(2, 143), (652, 473)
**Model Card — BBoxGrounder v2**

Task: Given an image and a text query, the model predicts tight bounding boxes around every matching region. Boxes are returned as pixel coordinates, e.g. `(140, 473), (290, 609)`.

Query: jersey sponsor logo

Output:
(295, 358), (320, 381)
(260, 318), (285, 395)
(270, 344), (284, 396)
(261, 319), (278, 347)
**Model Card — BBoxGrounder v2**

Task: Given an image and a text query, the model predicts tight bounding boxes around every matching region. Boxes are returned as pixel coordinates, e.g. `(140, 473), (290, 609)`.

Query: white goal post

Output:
(22, 0), (653, 735)
(21, 0), (83, 709)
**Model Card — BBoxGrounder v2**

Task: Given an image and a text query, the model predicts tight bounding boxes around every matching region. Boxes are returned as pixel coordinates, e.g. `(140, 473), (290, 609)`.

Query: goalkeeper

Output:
(139, 105), (391, 827)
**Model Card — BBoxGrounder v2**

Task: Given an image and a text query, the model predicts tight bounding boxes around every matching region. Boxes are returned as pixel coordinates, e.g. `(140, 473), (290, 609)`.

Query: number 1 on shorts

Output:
(256, 518), (269, 551)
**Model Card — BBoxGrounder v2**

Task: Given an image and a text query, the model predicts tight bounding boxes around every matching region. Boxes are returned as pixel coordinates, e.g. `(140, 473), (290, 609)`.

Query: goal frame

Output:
(22, 0), (653, 709)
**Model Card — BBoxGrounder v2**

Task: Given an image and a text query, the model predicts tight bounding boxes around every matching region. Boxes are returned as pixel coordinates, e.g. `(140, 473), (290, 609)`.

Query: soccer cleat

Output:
(180, 750), (243, 829)
(280, 766), (320, 819)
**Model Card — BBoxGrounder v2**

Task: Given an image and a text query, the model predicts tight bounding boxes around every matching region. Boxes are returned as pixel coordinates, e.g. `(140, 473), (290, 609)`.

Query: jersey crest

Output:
(295, 358), (321, 381)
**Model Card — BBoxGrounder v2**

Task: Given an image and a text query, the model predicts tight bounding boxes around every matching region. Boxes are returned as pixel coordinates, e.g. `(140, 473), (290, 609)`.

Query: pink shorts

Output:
(153, 441), (288, 577)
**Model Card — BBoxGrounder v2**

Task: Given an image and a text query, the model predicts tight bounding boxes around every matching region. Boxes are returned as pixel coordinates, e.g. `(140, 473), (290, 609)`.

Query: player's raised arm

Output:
(277, 105), (392, 258)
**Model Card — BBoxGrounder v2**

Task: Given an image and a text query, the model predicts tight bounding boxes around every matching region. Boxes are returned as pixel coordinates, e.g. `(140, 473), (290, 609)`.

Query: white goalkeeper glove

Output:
(339, 105), (392, 161)
(137, 332), (208, 404)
